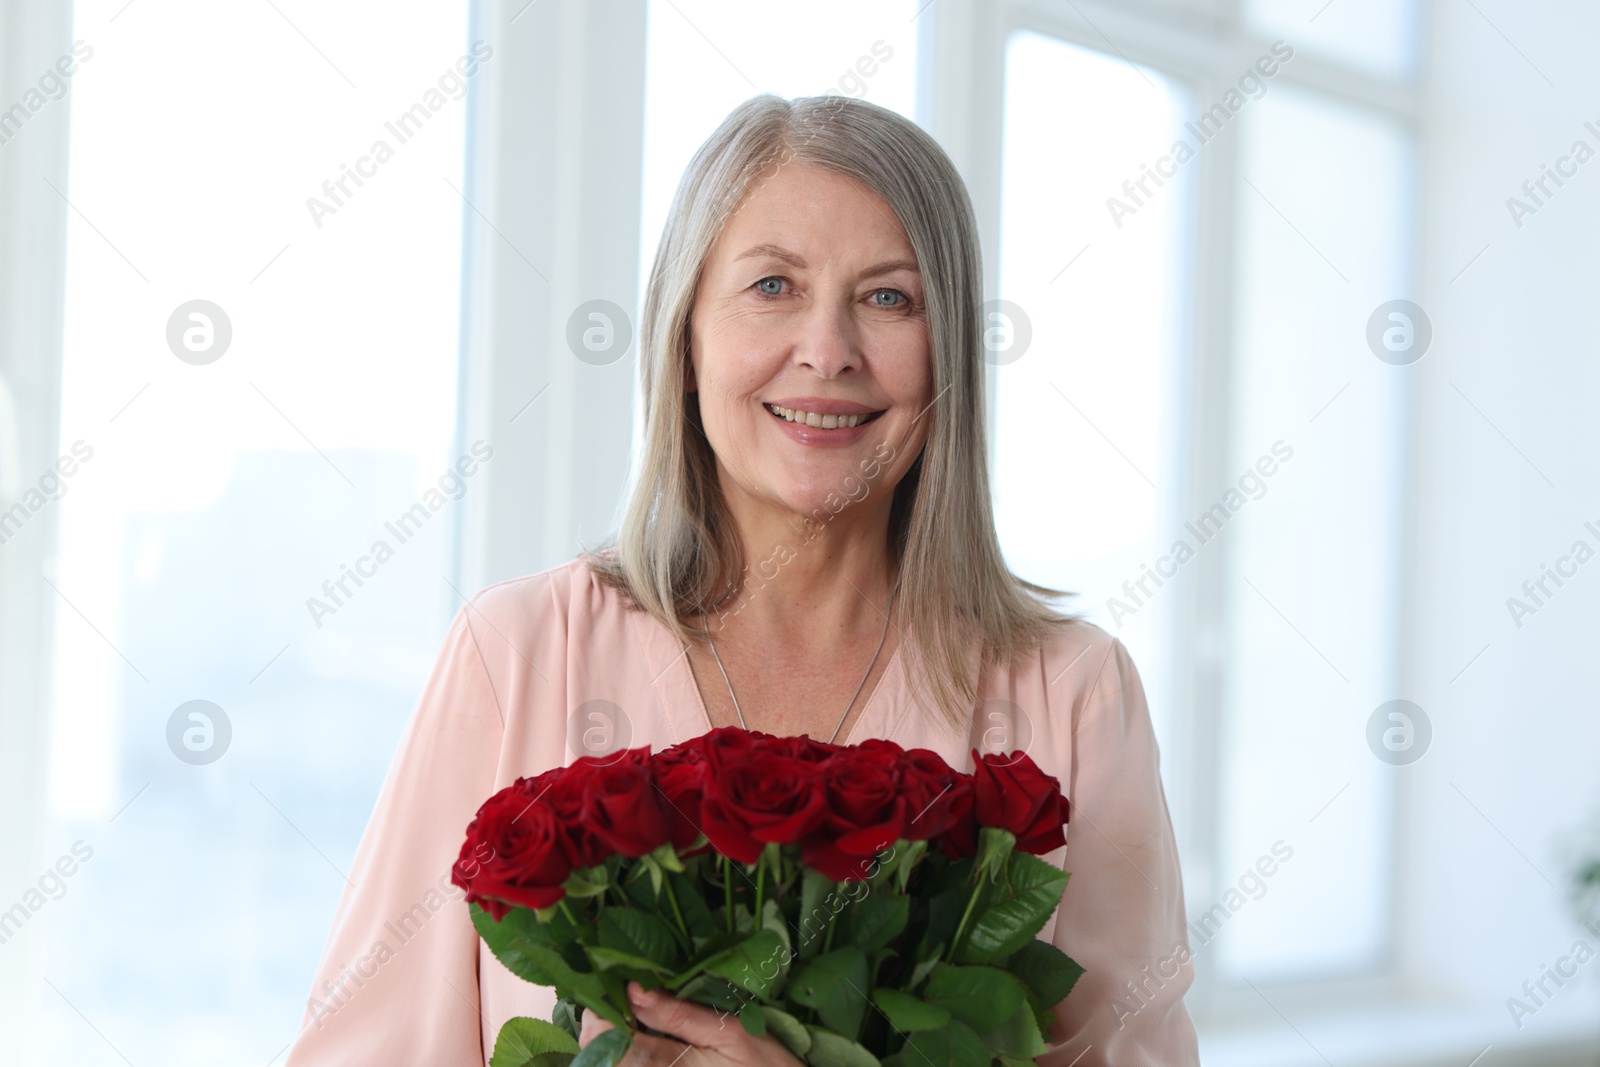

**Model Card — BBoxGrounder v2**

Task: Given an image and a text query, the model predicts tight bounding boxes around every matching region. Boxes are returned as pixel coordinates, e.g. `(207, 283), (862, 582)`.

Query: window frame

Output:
(0, 0), (76, 1044)
(913, 0), (1429, 1033)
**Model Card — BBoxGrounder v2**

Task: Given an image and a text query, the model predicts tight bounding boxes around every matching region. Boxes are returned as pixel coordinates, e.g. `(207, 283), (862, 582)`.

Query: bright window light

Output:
(1215, 83), (1413, 981)
(37, 1), (470, 1062)
(993, 31), (1193, 758)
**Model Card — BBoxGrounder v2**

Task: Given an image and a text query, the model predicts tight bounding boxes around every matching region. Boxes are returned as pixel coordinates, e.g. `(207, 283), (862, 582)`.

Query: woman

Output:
(286, 93), (1200, 1066)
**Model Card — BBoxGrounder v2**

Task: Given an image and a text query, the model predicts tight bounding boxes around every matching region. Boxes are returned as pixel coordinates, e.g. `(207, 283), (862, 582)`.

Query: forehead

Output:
(710, 160), (916, 268)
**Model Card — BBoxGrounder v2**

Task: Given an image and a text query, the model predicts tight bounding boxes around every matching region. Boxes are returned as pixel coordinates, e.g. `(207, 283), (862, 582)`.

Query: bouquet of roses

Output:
(451, 727), (1084, 1067)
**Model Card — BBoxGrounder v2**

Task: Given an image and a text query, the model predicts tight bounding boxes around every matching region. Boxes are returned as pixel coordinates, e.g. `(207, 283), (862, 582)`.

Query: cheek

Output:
(880, 331), (933, 403)
(697, 321), (778, 401)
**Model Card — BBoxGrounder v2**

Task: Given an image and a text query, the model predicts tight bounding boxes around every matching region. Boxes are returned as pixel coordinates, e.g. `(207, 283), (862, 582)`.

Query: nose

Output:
(792, 300), (862, 379)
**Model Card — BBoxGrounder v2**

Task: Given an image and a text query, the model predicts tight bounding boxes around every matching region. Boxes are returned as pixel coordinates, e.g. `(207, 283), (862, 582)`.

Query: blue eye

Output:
(752, 278), (912, 307)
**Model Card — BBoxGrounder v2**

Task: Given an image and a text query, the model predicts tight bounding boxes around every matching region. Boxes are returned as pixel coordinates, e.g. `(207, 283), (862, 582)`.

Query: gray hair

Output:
(587, 92), (1077, 733)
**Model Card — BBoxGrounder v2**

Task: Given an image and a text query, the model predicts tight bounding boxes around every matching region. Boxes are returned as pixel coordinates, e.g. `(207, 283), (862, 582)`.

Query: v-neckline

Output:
(631, 606), (907, 748)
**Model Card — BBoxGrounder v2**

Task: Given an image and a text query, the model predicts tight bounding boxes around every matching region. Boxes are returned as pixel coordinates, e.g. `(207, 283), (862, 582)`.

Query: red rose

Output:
(527, 761), (612, 869)
(582, 747), (673, 857)
(700, 753), (827, 863)
(452, 787), (572, 919)
(802, 742), (907, 881)
(970, 751), (1069, 855)
(902, 748), (976, 858)
(767, 734), (842, 763)
(652, 740), (710, 851)
(699, 725), (783, 770)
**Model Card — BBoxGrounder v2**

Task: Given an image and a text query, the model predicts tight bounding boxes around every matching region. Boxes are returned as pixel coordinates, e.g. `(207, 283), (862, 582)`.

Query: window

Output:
(1218, 83), (1414, 981)
(1246, 0), (1422, 83)
(993, 30), (1193, 787)
(986, 0), (1422, 1019)
(32, 1), (471, 1061)
(3, 1), (1456, 1063)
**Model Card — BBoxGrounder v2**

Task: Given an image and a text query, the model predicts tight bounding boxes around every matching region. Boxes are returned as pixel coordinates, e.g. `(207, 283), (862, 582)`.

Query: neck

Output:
(709, 489), (899, 645)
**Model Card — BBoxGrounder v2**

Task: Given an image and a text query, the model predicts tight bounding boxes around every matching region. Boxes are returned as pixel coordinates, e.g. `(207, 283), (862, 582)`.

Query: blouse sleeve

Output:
(1041, 635), (1201, 1066)
(285, 604), (506, 1067)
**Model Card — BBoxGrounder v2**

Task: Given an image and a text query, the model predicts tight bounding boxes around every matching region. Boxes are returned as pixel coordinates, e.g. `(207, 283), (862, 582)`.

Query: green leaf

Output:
(1005, 939), (1085, 1008)
(470, 904), (625, 1028)
(797, 868), (839, 959)
(490, 1016), (580, 1067)
(766, 841), (788, 881)
(582, 946), (671, 977)
(470, 905), (559, 986)
(739, 999), (766, 1037)
(544, 905), (584, 948)
(661, 928), (783, 998)
(761, 898), (794, 994)
(649, 840), (686, 872)
(562, 865), (611, 899)
(788, 945), (869, 1038)
(702, 928), (785, 998)
(596, 968), (630, 1016)
(920, 880), (969, 966)
(551, 998), (581, 1042)
(669, 871), (717, 942)
(891, 839), (928, 893)
(761, 1006), (812, 1058)
(923, 964), (1026, 1033)
(870, 987), (950, 1032)
(674, 973), (745, 1013)
(955, 854), (1070, 964)
(908, 954), (942, 992)
(849, 890), (909, 953)
(975, 827), (1017, 881)
(629, 854), (665, 901)
(897, 1019), (990, 1066)
(981, 1001), (1048, 1058)
(805, 1026), (883, 1067)
(569, 1028), (630, 1067)
(598, 908), (681, 970)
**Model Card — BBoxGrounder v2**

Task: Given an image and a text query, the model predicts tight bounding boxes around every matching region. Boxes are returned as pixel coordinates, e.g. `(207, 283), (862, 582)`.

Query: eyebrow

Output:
(734, 243), (920, 278)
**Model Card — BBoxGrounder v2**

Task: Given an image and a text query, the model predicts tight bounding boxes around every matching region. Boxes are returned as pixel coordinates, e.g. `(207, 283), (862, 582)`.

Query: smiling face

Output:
(686, 160), (933, 528)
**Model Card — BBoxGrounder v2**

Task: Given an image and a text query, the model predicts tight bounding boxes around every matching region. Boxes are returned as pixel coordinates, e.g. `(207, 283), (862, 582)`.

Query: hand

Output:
(578, 981), (805, 1066)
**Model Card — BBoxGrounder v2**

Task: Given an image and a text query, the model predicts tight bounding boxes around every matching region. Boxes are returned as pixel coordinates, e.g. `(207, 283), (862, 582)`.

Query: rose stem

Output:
(662, 873), (690, 944)
(946, 874), (985, 963)
(753, 861), (765, 928)
(723, 854), (734, 933)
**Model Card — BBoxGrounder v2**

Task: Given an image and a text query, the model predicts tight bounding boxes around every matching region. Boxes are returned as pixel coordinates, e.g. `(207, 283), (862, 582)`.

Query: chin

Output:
(771, 481), (869, 524)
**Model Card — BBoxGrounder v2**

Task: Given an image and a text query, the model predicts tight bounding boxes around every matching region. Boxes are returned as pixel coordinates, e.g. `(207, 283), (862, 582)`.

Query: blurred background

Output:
(0, 0), (1596, 1063)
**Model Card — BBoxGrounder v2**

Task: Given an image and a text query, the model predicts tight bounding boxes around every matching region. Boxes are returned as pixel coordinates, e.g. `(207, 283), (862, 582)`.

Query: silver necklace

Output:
(702, 578), (902, 744)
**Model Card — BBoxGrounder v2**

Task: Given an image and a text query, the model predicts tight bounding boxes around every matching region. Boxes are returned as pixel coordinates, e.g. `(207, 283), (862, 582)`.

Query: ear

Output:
(683, 343), (698, 393)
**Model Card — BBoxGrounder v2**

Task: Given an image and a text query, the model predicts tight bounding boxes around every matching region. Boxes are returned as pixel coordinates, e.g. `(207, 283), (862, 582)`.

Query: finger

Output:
(579, 1007), (615, 1046)
(627, 982), (741, 1051)
(624, 1031), (696, 1065)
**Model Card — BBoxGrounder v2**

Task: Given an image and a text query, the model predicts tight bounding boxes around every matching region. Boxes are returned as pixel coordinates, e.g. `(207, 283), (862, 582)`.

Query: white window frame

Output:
(0, 0), (76, 1029)
(454, 0), (649, 591)
(912, 0), (1437, 1050)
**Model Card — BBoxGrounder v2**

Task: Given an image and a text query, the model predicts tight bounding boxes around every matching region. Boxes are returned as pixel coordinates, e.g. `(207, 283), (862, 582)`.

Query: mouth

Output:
(763, 403), (886, 430)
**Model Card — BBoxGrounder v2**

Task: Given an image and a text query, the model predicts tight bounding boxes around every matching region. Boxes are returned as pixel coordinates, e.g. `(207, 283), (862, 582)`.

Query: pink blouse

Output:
(285, 558), (1200, 1065)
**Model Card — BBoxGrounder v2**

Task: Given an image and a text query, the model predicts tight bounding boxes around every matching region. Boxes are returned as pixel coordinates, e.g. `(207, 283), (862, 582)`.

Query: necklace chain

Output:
(702, 578), (901, 745)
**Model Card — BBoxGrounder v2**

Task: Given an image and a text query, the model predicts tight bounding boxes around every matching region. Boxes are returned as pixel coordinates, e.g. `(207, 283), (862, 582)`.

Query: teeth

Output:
(767, 404), (871, 428)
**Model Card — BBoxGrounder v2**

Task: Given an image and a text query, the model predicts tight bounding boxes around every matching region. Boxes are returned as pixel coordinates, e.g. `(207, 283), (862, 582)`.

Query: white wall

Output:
(1406, 0), (1600, 1044)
